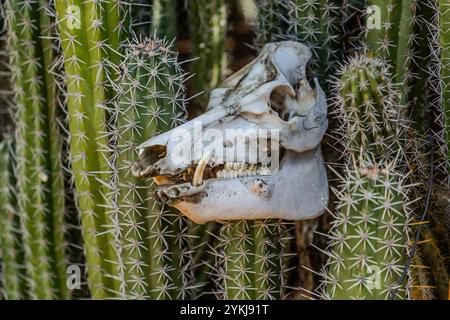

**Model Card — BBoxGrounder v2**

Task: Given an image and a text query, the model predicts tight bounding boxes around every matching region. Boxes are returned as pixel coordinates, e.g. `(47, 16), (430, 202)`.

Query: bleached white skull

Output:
(132, 41), (329, 224)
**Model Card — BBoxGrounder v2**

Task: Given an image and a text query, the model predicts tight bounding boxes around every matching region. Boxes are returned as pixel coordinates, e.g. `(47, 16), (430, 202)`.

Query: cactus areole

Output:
(132, 42), (329, 223)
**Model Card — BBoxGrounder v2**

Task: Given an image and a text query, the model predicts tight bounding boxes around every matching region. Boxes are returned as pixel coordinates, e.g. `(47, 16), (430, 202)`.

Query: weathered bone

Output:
(132, 41), (329, 224)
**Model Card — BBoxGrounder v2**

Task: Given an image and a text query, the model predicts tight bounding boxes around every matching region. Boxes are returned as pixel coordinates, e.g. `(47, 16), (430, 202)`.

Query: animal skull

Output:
(132, 41), (329, 224)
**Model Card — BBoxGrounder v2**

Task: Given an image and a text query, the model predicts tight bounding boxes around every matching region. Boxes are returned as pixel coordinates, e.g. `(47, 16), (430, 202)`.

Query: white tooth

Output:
(240, 163), (246, 170)
(193, 150), (212, 187)
(225, 163), (232, 170)
(232, 163), (239, 170)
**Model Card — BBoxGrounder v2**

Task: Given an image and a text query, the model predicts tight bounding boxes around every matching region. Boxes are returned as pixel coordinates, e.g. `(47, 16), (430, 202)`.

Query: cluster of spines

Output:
(53, 0), (131, 298)
(212, 220), (293, 300)
(405, 0), (450, 300)
(188, 0), (228, 108)
(322, 55), (411, 299)
(253, 0), (288, 49)
(4, 0), (70, 299)
(108, 35), (195, 299)
(0, 136), (28, 299)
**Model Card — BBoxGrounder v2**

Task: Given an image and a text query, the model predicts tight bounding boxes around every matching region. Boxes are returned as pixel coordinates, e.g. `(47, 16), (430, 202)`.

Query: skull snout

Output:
(132, 145), (167, 178)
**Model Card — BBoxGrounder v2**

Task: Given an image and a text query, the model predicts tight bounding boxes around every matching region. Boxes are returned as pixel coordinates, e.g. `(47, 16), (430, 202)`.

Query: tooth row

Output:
(217, 164), (271, 179)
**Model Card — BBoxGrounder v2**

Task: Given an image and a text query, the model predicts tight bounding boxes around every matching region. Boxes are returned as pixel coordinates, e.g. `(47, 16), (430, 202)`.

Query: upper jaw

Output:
(153, 161), (276, 204)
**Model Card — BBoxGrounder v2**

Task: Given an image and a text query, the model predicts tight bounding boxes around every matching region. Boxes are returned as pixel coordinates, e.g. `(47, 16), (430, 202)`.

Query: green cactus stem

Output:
(0, 137), (27, 299)
(441, 0), (450, 159)
(323, 55), (410, 299)
(151, 0), (178, 40)
(54, 0), (130, 298)
(110, 35), (194, 299)
(4, 0), (70, 299)
(283, 0), (341, 80)
(324, 162), (409, 299)
(253, 0), (288, 49)
(216, 220), (291, 300)
(365, 0), (417, 91)
(188, 0), (227, 108)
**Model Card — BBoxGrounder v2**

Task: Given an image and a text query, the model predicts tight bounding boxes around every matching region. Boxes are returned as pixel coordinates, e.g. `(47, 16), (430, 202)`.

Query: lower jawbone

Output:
(152, 149), (329, 224)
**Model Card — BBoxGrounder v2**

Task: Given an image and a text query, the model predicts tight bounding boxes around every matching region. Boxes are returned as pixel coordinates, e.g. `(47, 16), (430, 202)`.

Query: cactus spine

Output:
(188, 0), (227, 108)
(110, 35), (193, 299)
(0, 137), (27, 299)
(4, 0), (70, 299)
(324, 56), (410, 299)
(54, 0), (130, 298)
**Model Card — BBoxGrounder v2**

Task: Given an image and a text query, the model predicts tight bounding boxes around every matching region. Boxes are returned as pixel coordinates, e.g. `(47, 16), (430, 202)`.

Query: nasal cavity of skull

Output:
(137, 145), (166, 176)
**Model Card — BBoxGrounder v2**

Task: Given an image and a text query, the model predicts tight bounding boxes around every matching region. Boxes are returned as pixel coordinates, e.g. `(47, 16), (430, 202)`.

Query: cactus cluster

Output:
(0, 0), (449, 301)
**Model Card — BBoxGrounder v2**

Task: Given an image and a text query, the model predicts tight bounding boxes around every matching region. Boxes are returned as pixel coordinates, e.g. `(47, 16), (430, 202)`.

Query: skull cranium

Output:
(132, 41), (329, 224)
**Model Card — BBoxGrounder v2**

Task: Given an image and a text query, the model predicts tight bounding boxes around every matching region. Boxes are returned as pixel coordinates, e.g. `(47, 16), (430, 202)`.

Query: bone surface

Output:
(132, 41), (329, 224)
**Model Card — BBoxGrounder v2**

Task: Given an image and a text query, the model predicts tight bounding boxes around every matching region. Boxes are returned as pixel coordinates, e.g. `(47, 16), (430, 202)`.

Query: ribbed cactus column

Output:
(4, 0), (69, 299)
(365, 0), (417, 89)
(253, 0), (288, 48)
(0, 137), (27, 300)
(54, 0), (130, 298)
(218, 220), (290, 299)
(442, 0), (450, 159)
(325, 163), (409, 299)
(110, 36), (194, 299)
(324, 55), (409, 299)
(283, 0), (340, 80)
(151, 0), (177, 40)
(188, 0), (227, 108)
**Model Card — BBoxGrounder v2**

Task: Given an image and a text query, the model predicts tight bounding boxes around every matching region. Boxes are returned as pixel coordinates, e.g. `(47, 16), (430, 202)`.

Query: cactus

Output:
(188, 0), (227, 109)
(322, 55), (410, 299)
(0, 137), (28, 299)
(442, 0), (450, 159)
(151, 0), (177, 40)
(364, 0), (417, 93)
(4, 0), (70, 299)
(53, 0), (130, 298)
(253, 0), (288, 49)
(324, 161), (410, 299)
(109, 35), (194, 299)
(283, 0), (341, 80)
(215, 220), (292, 299)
